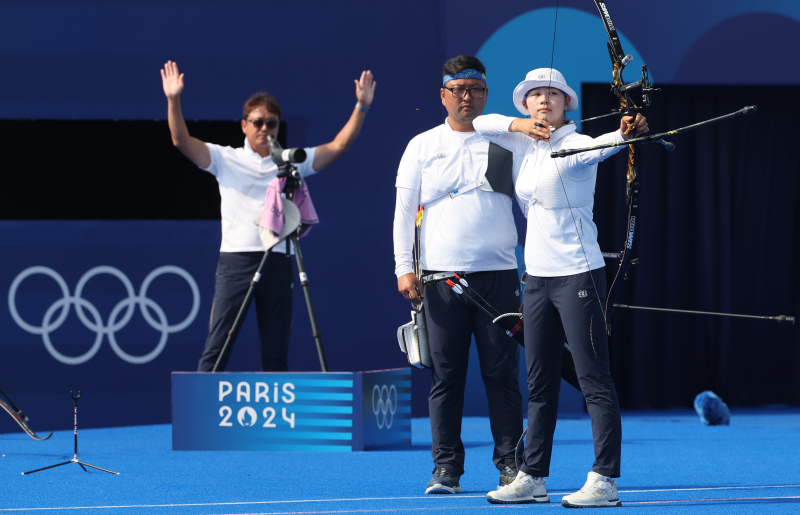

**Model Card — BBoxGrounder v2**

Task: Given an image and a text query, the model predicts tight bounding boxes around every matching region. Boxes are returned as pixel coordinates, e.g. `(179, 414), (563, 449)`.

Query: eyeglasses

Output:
(443, 86), (486, 99)
(245, 118), (279, 130)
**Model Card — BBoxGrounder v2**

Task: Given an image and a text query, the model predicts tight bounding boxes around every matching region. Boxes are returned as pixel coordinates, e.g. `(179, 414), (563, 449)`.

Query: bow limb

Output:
(592, 0), (643, 335)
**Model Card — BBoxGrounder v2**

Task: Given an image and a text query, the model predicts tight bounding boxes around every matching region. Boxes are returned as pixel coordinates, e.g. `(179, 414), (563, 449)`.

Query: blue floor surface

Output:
(2, 408), (799, 514)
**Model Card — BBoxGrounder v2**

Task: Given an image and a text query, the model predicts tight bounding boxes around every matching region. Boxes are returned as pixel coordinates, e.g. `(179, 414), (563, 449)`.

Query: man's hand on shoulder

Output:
(161, 61), (184, 100)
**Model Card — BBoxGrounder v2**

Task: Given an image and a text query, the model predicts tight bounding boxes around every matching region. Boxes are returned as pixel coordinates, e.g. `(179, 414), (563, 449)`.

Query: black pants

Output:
(197, 251), (294, 372)
(424, 269), (523, 476)
(521, 268), (621, 478)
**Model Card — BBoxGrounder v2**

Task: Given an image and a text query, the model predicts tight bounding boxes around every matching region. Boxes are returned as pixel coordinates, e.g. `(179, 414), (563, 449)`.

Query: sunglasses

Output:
(245, 118), (279, 130)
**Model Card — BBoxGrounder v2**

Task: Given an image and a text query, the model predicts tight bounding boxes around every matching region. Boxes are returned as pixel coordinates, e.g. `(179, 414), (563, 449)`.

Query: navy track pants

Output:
(198, 251), (294, 372)
(423, 269), (523, 476)
(521, 268), (622, 478)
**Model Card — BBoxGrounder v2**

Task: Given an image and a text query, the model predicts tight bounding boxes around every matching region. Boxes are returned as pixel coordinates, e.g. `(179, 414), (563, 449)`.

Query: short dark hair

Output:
(243, 92), (282, 120)
(442, 55), (486, 79)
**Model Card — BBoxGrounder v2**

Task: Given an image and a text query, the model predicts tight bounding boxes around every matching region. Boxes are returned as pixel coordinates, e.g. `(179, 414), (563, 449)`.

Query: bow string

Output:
(545, 0), (657, 335)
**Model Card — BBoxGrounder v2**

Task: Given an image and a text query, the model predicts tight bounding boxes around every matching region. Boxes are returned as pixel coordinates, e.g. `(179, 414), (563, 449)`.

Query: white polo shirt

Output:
(393, 119), (519, 276)
(200, 138), (316, 253)
(473, 114), (626, 277)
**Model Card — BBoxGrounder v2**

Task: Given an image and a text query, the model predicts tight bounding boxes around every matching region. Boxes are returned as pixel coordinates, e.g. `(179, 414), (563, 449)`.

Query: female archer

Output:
(473, 68), (648, 509)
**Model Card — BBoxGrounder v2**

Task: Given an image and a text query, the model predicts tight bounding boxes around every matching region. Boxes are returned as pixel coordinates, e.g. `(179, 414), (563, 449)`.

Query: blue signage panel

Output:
(359, 369), (412, 450)
(172, 369), (411, 452)
(0, 221), (418, 432)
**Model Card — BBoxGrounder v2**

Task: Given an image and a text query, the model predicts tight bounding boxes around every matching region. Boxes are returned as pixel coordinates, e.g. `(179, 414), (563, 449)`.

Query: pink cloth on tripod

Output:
(260, 176), (319, 238)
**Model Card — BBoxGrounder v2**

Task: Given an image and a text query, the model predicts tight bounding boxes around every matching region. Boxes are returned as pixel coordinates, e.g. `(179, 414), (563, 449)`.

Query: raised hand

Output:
(161, 60), (185, 100)
(355, 70), (376, 108)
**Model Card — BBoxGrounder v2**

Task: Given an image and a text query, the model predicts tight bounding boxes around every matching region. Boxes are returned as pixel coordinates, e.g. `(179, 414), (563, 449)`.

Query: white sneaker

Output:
(486, 471), (549, 504)
(561, 471), (622, 508)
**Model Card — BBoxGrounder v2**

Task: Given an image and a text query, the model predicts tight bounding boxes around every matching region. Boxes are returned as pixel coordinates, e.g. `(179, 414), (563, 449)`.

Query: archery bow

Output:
(546, 0), (678, 334)
(546, 2), (782, 332)
(0, 388), (52, 441)
(542, 0), (645, 333)
(591, 0), (654, 335)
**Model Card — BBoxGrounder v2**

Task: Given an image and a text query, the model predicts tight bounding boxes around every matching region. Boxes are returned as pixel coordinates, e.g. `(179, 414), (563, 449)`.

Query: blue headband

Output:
(442, 68), (486, 86)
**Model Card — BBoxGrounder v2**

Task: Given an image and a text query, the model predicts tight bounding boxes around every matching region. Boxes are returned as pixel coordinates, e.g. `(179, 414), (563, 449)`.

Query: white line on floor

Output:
(1, 484), (798, 511)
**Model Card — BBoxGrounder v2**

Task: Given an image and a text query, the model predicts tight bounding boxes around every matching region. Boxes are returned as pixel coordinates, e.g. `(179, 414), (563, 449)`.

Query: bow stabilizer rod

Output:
(551, 106), (758, 159)
(613, 303), (794, 325)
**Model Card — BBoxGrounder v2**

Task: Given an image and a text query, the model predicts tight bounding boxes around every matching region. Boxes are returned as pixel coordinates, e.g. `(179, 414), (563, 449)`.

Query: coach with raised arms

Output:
(160, 61), (376, 372)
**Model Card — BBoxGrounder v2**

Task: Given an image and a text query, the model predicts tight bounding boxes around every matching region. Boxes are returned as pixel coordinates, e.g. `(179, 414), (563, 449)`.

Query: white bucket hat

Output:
(254, 199), (301, 251)
(512, 68), (578, 116)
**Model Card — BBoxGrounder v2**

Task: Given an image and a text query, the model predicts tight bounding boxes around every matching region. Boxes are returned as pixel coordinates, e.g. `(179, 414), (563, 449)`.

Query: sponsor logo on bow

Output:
(599, 2), (615, 31)
(627, 216), (636, 249)
(8, 265), (200, 365)
(578, 290), (588, 298)
(372, 384), (397, 429)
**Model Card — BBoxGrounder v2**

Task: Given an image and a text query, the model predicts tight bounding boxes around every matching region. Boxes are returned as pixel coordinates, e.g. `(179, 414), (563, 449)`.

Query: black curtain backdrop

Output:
(583, 84), (800, 409)
(0, 120), (287, 220)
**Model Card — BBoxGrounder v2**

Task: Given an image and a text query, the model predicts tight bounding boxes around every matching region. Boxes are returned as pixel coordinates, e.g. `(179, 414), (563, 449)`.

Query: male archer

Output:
(393, 55), (524, 493)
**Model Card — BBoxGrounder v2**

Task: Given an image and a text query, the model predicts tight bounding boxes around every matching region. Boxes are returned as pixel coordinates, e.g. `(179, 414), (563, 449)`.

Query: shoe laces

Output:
(582, 479), (611, 493)
(506, 474), (535, 492)
(432, 467), (454, 479)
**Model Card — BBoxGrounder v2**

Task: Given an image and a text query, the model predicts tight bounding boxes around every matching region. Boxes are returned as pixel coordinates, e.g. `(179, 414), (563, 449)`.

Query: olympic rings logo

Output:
(371, 384), (397, 429)
(8, 266), (200, 365)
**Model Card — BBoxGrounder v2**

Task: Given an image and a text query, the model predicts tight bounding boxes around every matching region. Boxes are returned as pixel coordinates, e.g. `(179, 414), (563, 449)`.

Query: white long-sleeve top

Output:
(393, 119), (519, 277)
(473, 114), (626, 277)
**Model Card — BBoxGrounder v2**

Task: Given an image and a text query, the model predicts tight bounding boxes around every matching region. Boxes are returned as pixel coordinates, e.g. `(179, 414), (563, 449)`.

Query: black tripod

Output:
(212, 163), (328, 373)
(22, 391), (118, 475)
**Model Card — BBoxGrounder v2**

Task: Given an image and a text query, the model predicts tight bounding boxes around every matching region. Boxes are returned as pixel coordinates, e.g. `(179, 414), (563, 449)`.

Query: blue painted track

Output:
(2, 408), (799, 514)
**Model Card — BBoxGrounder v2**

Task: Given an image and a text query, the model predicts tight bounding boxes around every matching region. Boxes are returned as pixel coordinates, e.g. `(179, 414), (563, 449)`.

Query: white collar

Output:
(547, 123), (577, 144)
(443, 117), (478, 138)
(243, 137), (268, 159)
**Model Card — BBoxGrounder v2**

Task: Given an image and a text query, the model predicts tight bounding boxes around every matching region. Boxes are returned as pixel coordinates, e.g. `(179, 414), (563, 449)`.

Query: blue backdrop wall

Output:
(2, 0), (799, 430)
